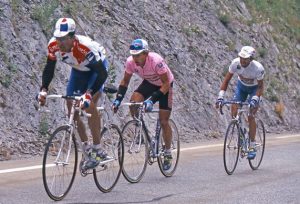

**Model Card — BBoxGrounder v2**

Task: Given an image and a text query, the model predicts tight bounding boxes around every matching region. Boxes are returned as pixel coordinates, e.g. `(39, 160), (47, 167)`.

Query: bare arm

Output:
(220, 72), (234, 91)
(120, 71), (132, 88)
(256, 79), (264, 97)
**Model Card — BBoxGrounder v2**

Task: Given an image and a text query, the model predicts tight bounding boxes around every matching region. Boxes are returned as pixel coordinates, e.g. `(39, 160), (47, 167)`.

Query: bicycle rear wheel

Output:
(158, 119), (180, 177)
(93, 124), (124, 193)
(223, 121), (240, 175)
(121, 120), (149, 183)
(249, 119), (266, 170)
(42, 125), (78, 201)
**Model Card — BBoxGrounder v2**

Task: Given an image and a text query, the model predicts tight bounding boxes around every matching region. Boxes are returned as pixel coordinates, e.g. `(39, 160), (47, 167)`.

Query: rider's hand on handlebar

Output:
(112, 99), (121, 113)
(249, 95), (259, 109)
(38, 89), (47, 106)
(215, 97), (224, 109)
(144, 99), (153, 112)
(79, 92), (92, 109)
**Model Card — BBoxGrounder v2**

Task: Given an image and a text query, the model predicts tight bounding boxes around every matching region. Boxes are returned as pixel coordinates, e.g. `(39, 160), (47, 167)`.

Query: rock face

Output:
(0, 0), (299, 159)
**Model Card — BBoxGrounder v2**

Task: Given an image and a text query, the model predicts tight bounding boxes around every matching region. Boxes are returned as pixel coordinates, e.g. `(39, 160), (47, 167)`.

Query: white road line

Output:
(0, 165), (43, 174)
(0, 164), (55, 174)
(276, 135), (300, 139)
(181, 144), (223, 151)
(0, 144), (223, 174)
(0, 135), (298, 175)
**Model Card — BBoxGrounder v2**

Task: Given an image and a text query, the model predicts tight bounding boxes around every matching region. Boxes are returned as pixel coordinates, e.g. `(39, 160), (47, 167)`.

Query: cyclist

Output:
(37, 18), (108, 169)
(216, 46), (265, 159)
(112, 39), (174, 170)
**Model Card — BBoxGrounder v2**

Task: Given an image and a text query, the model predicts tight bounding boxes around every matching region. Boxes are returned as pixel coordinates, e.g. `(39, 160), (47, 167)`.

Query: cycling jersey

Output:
(229, 58), (265, 86)
(47, 35), (106, 71)
(42, 35), (108, 95)
(125, 52), (174, 86)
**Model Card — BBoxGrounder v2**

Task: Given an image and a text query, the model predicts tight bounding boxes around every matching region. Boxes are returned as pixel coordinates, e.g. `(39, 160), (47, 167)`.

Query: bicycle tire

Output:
(93, 124), (124, 193)
(121, 119), (149, 183)
(158, 119), (180, 177)
(248, 119), (266, 170)
(42, 125), (78, 201)
(223, 121), (240, 175)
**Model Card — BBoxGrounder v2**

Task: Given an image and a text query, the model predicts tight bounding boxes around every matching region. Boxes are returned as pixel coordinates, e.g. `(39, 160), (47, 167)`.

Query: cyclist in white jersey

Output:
(37, 18), (109, 169)
(216, 46), (265, 159)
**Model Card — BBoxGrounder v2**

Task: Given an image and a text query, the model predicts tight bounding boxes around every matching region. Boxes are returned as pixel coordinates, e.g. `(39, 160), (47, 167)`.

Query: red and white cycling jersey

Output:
(125, 52), (174, 86)
(47, 35), (106, 71)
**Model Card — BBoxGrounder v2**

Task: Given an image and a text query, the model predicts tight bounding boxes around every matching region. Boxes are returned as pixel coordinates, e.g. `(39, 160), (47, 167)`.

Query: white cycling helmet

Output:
(53, 18), (76, 38)
(238, 46), (256, 58)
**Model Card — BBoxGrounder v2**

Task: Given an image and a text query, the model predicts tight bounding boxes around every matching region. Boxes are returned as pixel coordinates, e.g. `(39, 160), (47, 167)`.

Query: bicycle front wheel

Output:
(122, 120), (149, 183)
(42, 125), (78, 201)
(93, 124), (124, 193)
(223, 121), (240, 175)
(158, 119), (180, 177)
(249, 119), (266, 170)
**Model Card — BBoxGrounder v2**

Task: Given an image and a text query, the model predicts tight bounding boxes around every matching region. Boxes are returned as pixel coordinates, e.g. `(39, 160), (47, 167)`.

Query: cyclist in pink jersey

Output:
(112, 39), (174, 170)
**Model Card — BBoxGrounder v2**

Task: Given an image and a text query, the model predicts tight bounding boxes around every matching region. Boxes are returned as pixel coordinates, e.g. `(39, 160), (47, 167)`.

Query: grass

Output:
(245, 0), (300, 43)
(218, 11), (231, 27)
(31, 0), (59, 38)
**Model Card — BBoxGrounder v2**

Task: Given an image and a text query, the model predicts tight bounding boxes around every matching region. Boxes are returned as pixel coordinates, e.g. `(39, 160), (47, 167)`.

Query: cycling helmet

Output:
(238, 46), (256, 58)
(129, 39), (149, 55)
(53, 18), (76, 38)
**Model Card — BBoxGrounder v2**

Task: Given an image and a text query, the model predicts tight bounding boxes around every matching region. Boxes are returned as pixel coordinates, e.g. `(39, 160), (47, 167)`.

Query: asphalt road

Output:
(0, 133), (299, 204)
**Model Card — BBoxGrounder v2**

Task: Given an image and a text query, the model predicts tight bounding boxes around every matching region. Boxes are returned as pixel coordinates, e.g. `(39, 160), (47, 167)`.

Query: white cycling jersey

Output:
(229, 58), (265, 86)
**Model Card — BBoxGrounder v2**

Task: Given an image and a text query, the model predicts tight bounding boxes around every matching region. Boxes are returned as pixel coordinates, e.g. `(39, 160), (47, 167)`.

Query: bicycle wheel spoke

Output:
(94, 125), (124, 193)
(223, 121), (240, 175)
(158, 119), (180, 177)
(43, 126), (77, 201)
(122, 120), (148, 183)
(249, 119), (265, 170)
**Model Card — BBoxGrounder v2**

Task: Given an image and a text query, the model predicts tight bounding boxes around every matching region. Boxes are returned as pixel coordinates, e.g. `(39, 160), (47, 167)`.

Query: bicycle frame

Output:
(121, 102), (162, 159)
(45, 95), (91, 164)
(221, 101), (251, 156)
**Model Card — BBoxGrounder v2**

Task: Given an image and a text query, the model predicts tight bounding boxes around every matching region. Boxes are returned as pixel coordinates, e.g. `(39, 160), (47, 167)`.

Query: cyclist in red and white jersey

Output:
(216, 46), (265, 159)
(37, 18), (108, 169)
(112, 39), (174, 170)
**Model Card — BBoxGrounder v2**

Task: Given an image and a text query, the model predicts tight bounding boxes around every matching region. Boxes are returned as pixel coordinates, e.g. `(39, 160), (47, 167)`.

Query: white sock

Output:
(165, 149), (171, 154)
(93, 144), (101, 150)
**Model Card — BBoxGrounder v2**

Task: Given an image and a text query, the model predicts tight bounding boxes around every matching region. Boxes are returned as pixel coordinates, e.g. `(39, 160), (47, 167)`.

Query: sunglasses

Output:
(130, 44), (144, 50)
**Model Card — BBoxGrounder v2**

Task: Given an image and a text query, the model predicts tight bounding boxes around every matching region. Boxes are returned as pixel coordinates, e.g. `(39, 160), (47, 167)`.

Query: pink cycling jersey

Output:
(125, 52), (174, 86)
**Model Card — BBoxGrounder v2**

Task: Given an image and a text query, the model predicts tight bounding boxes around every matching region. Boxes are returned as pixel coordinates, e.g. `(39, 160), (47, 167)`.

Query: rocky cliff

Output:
(0, 0), (299, 160)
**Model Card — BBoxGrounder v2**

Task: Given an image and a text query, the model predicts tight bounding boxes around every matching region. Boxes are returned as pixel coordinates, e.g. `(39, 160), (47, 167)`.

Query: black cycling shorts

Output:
(134, 80), (173, 111)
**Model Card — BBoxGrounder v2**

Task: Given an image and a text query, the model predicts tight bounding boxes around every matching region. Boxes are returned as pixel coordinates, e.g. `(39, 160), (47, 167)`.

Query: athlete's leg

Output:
(159, 110), (172, 149)
(86, 92), (101, 145)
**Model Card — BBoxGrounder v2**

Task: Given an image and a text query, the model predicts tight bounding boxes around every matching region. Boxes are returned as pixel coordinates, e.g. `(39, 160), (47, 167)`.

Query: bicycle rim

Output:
(93, 124), (124, 193)
(42, 125), (78, 201)
(121, 120), (149, 183)
(223, 121), (240, 175)
(249, 119), (266, 170)
(158, 119), (180, 177)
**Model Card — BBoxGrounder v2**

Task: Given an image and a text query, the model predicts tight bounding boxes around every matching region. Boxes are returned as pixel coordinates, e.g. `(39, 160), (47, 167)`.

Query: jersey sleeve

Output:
(47, 38), (58, 61)
(256, 65), (265, 80)
(154, 59), (169, 75)
(228, 58), (239, 74)
(125, 57), (134, 75)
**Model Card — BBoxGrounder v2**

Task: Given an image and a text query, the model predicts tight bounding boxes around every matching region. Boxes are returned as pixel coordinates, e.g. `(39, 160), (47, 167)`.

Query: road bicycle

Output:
(42, 87), (124, 201)
(220, 100), (265, 175)
(120, 102), (180, 183)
